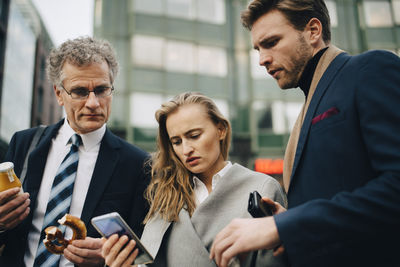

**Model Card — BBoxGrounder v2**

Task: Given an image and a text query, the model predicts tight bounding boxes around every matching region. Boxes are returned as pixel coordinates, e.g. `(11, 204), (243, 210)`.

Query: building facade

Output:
(0, 0), (62, 160)
(93, 0), (400, 175)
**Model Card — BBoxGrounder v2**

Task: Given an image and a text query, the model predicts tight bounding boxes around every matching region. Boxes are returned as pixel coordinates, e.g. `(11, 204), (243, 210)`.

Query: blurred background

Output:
(0, 0), (399, 183)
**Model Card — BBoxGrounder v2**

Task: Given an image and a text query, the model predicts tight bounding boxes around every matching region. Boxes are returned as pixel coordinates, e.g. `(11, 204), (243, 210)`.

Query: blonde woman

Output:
(102, 92), (287, 267)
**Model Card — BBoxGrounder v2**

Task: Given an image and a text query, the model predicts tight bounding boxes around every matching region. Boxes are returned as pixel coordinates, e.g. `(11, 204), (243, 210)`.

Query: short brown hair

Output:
(241, 0), (331, 43)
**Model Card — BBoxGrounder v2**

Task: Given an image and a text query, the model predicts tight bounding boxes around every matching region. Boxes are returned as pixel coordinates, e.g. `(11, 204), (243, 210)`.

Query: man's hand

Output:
(261, 197), (286, 214)
(63, 237), (105, 266)
(0, 187), (30, 231)
(261, 197), (286, 256)
(210, 217), (281, 267)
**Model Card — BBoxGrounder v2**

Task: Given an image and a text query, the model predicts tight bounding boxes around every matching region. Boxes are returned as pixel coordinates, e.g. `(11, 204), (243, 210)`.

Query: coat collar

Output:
(288, 47), (350, 191)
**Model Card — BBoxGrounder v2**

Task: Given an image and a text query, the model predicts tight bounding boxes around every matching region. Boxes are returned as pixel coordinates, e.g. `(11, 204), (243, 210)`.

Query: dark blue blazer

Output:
(0, 119), (150, 266)
(275, 50), (400, 267)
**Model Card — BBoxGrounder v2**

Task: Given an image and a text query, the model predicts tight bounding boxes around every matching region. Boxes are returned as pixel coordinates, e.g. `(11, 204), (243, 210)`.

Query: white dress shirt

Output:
(192, 161), (232, 205)
(24, 119), (105, 267)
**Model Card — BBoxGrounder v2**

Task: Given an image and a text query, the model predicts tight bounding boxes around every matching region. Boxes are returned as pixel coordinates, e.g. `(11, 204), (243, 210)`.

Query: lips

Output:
(268, 69), (281, 79)
(186, 157), (200, 166)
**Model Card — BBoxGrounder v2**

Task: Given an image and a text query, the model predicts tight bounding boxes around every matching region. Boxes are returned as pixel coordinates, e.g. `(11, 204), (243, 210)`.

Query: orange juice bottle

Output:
(0, 162), (22, 192)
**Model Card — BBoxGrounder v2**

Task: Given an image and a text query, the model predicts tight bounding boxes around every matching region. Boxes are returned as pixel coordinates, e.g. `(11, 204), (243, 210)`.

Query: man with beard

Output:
(211, 1), (400, 267)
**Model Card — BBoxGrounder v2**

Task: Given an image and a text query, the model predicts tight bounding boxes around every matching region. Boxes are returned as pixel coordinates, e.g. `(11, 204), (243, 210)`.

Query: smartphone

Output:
(247, 191), (273, 218)
(91, 212), (153, 265)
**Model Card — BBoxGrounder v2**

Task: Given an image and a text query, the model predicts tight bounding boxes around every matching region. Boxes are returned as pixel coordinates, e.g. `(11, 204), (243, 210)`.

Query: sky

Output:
(32, 0), (94, 46)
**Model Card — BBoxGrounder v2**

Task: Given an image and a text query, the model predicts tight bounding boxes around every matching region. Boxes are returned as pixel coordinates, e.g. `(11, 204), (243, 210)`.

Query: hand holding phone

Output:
(91, 212), (153, 265)
(247, 191), (274, 218)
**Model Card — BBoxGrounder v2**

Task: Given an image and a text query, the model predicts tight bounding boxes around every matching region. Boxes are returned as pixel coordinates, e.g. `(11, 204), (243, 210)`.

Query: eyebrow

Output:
(70, 84), (111, 90)
(169, 128), (202, 142)
(253, 35), (279, 50)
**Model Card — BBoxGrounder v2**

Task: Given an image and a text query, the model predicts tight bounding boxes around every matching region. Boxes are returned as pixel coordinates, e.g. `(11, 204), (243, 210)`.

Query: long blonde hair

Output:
(144, 92), (232, 223)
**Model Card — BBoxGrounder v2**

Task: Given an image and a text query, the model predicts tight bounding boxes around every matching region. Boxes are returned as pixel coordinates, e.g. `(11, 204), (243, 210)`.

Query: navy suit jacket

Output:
(275, 50), (400, 266)
(0, 119), (150, 266)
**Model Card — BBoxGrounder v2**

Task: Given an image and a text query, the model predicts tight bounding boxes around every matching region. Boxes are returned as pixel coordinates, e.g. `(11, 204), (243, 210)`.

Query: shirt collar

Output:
(192, 161), (232, 191)
(60, 118), (106, 150)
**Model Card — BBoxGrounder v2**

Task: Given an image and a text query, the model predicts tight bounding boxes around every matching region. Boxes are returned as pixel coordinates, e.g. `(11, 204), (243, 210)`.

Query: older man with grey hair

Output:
(0, 36), (149, 267)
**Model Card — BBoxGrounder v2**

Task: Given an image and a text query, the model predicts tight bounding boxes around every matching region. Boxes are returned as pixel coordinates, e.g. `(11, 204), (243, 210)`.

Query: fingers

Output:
(0, 187), (20, 204)
(102, 234), (120, 259)
(103, 235), (137, 267)
(0, 190), (30, 230)
(64, 237), (105, 266)
(273, 245), (285, 257)
(211, 220), (241, 267)
(261, 197), (286, 214)
(114, 240), (137, 267)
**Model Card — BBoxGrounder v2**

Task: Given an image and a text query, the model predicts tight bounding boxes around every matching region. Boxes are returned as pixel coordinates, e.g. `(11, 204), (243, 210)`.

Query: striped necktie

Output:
(33, 134), (82, 267)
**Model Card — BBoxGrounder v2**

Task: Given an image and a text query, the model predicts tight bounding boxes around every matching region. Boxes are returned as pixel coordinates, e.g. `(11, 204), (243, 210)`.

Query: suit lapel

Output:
(140, 213), (172, 259)
(289, 50), (350, 190)
(25, 121), (63, 199)
(80, 129), (120, 224)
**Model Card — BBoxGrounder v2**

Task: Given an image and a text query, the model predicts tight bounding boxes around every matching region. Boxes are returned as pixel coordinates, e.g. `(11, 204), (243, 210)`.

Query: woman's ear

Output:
(217, 123), (227, 140)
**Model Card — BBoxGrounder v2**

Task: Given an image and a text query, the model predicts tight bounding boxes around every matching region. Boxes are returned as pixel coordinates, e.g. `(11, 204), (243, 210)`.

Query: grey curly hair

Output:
(46, 36), (119, 86)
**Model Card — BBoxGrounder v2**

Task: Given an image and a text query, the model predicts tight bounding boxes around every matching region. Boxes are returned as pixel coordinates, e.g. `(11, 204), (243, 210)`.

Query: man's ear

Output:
(54, 85), (64, 106)
(306, 18), (323, 46)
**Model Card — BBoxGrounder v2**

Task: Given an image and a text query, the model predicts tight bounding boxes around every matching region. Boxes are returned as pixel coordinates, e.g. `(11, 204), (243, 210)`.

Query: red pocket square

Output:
(312, 107), (339, 125)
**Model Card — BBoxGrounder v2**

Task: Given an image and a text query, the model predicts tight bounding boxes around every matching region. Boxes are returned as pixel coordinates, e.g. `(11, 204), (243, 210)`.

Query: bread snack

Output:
(43, 214), (87, 254)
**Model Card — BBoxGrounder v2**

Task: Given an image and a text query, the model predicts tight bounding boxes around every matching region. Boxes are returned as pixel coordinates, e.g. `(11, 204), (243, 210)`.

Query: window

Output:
(363, 1), (393, 27)
(197, 0), (225, 24)
(213, 99), (229, 119)
(130, 92), (163, 128)
(131, 0), (163, 15)
(197, 45), (227, 76)
(325, 0), (338, 27)
(253, 101), (302, 134)
(392, 0), (400, 24)
(131, 35), (227, 77)
(131, 35), (164, 68)
(250, 50), (271, 79)
(166, 0), (195, 20)
(165, 40), (195, 73)
(132, 0), (225, 25)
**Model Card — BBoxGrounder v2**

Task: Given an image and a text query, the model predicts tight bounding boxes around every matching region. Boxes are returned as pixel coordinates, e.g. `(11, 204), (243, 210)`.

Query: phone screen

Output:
(91, 212), (153, 264)
(93, 217), (133, 238)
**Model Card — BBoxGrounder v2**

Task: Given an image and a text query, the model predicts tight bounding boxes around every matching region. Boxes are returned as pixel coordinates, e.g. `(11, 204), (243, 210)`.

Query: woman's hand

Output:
(102, 234), (139, 267)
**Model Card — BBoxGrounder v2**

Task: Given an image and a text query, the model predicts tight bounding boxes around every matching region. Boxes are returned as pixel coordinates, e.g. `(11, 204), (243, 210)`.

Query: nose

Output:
(182, 140), (194, 156)
(85, 91), (100, 109)
(259, 49), (272, 67)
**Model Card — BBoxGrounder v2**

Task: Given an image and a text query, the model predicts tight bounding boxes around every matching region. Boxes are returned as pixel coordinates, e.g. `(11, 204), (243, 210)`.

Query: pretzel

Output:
(43, 214), (87, 254)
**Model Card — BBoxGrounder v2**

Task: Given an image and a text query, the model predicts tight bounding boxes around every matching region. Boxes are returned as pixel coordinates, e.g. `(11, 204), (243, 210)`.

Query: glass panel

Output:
(197, 0), (226, 25)
(213, 99), (229, 119)
(131, 35), (164, 68)
(325, 0), (338, 27)
(197, 45), (227, 77)
(166, 0), (195, 20)
(363, 1), (393, 27)
(130, 92), (163, 128)
(250, 50), (271, 79)
(392, 0), (400, 24)
(271, 101), (302, 134)
(165, 40), (195, 73)
(132, 0), (163, 15)
(1, 1), (35, 142)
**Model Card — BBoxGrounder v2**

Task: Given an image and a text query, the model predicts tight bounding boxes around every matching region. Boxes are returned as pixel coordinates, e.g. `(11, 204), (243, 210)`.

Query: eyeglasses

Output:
(60, 85), (114, 100)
